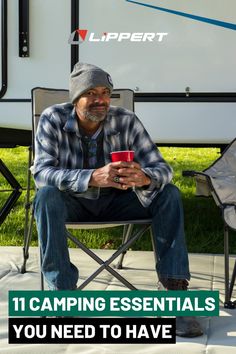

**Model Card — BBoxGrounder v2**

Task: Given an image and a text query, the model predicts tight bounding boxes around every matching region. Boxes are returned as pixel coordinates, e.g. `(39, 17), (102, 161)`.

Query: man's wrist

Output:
(142, 175), (151, 188)
(145, 175), (151, 186)
(88, 169), (97, 186)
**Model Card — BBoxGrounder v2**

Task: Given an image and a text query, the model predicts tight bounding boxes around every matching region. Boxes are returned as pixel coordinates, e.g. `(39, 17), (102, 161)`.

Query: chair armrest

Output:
(182, 170), (197, 177)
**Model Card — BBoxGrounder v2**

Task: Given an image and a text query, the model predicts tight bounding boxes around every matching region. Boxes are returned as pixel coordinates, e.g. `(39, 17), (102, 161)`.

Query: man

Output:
(33, 62), (203, 337)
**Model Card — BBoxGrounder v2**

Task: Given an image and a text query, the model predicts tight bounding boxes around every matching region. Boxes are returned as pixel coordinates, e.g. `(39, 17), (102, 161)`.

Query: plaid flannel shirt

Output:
(32, 103), (173, 207)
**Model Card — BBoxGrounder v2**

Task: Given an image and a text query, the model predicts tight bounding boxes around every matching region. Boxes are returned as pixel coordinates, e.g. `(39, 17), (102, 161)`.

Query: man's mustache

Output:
(89, 103), (108, 108)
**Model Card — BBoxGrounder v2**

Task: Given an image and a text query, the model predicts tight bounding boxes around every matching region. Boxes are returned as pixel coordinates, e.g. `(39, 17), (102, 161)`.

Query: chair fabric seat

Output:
(195, 138), (236, 230)
(66, 219), (152, 229)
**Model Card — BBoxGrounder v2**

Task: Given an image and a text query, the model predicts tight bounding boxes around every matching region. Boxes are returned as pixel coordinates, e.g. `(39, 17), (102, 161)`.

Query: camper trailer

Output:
(1, 0), (236, 147)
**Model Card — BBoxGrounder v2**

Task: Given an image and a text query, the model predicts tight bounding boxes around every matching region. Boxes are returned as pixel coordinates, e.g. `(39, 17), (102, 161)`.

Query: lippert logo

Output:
(68, 29), (168, 44)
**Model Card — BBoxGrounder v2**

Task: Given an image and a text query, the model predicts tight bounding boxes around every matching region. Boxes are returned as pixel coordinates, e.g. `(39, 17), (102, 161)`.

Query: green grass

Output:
(0, 146), (235, 254)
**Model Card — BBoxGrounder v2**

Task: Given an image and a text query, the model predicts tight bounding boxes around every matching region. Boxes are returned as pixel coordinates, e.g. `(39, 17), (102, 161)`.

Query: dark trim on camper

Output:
(2, 92), (236, 103)
(134, 92), (236, 102)
(19, 0), (30, 57)
(0, 0), (7, 99)
(0, 98), (31, 102)
(71, 0), (79, 71)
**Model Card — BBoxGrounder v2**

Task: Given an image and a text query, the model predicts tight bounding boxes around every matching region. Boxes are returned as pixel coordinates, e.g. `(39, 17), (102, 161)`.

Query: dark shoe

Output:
(159, 278), (189, 290)
(158, 278), (203, 337)
(176, 316), (203, 337)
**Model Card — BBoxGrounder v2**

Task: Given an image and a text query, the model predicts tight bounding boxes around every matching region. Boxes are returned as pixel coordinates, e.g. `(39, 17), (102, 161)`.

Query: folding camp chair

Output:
(183, 140), (236, 308)
(22, 87), (154, 291)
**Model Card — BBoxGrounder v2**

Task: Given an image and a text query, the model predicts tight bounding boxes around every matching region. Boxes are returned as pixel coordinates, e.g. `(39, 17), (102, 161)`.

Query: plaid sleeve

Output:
(32, 111), (93, 193)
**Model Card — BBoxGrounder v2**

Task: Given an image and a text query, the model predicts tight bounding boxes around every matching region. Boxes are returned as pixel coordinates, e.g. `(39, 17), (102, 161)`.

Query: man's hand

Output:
(116, 161), (151, 188)
(89, 161), (151, 190)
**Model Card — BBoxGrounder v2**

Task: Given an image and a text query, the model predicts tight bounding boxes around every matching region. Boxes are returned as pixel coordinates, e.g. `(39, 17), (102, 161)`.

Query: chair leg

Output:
(223, 223), (236, 308)
(21, 147), (33, 274)
(224, 224), (230, 306)
(39, 247), (44, 291)
(39, 248), (45, 318)
(67, 231), (137, 290)
(229, 260), (236, 302)
(150, 228), (159, 279)
(21, 211), (34, 274)
(116, 224), (134, 269)
(67, 224), (150, 290)
(116, 225), (155, 271)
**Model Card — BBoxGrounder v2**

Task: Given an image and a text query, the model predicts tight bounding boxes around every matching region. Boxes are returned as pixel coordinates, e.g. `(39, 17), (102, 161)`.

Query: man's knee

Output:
(162, 183), (181, 201)
(150, 183), (182, 212)
(34, 186), (64, 211)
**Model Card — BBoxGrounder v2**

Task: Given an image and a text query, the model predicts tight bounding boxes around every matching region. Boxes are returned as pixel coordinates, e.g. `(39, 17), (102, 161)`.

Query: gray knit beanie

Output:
(69, 62), (113, 103)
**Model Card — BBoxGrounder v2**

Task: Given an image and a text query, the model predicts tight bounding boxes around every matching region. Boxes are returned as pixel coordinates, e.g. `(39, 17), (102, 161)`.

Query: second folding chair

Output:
(183, 140), (236, 308)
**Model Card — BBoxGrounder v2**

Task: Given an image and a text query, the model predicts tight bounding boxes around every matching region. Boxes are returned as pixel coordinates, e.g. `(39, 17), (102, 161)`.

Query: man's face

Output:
(75, 86), (111, 123)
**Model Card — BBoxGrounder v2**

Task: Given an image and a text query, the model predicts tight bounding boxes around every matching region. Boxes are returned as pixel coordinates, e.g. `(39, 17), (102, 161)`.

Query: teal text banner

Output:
(9, 290), (219, 317)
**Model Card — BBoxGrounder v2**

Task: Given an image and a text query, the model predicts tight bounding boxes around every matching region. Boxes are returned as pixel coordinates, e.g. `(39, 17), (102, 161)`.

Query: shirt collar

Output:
(63, 107), (81, 136)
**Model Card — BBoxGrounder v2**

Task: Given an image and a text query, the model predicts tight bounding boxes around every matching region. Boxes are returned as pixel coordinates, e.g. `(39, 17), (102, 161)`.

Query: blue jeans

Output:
(33, 184), (190, 290)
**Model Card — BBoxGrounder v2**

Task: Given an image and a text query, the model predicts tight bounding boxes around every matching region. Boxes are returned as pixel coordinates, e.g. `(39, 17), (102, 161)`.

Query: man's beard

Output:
(83, 103), (108, 122)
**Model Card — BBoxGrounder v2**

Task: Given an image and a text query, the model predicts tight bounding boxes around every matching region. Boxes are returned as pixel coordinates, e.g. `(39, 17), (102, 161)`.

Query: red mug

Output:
(110, 150), (134, 162)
